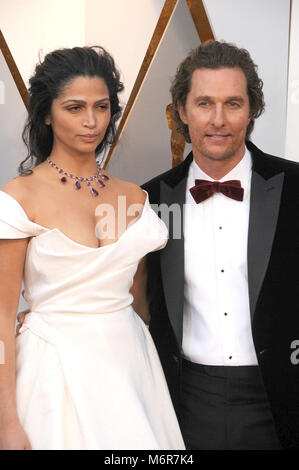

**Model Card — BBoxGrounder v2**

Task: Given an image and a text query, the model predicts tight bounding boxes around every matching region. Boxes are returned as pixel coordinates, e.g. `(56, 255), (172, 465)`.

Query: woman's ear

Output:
(45, 115), (51, 126)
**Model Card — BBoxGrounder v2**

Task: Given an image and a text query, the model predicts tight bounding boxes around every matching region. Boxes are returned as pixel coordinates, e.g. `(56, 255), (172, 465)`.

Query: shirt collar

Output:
(189, 147), (252, 190)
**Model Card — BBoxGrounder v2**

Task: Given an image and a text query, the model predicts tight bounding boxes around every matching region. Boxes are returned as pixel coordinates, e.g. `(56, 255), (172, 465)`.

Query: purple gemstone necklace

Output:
(47, 158), (109, 197)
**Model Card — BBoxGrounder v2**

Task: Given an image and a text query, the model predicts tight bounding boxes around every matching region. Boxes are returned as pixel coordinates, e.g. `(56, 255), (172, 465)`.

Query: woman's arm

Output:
(0, 237), (32, 449)
(130, 257), (150, 325)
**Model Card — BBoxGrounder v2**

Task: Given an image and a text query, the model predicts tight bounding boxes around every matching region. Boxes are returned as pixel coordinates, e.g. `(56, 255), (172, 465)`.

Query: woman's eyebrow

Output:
(61, 97), (110, 105)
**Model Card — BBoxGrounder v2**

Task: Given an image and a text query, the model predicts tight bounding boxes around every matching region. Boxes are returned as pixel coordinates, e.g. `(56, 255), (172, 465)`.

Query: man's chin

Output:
(202, 150), (235, 161)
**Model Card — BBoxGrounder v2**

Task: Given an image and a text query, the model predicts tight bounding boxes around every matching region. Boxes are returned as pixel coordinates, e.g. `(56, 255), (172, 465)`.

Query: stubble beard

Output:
(195, 142), (237, 162)
(196, 139), (245, 163)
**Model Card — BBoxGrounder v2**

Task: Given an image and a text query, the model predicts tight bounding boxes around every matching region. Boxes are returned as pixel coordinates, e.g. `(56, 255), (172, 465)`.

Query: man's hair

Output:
(170, 40), (265, 141)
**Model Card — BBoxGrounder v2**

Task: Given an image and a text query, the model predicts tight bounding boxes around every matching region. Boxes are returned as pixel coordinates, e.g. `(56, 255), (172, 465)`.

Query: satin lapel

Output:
(160, 178), (187, 347)
(247, 170), (284, 319)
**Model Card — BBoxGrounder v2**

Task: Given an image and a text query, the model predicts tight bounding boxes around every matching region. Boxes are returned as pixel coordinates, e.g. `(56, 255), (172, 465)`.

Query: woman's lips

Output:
(79, 135), (98, 142)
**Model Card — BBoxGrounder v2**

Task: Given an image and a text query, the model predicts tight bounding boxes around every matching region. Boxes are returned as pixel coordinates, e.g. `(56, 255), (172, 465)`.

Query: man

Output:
(143, 40), (299, 450)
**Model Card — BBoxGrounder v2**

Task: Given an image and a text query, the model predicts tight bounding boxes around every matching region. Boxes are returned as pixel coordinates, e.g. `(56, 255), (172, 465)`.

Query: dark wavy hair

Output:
(20, 46), (124, 174)
(170, 40), (265, 142)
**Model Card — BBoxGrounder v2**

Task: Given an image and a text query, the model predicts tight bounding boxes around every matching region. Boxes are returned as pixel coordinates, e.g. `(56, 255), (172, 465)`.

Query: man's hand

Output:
(16, 309), (30, 336)
(16, 289), (30, 336)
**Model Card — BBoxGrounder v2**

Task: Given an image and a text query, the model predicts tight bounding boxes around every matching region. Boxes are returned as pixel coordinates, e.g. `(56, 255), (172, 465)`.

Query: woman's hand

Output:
(0, 421), (32, 450)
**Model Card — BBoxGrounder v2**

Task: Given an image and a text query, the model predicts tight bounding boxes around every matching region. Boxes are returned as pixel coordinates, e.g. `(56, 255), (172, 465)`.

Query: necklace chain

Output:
(47, 158), (109, 197)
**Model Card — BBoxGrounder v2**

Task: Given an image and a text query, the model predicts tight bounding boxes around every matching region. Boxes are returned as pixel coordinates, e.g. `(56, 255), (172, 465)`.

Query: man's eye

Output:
(228, 102), (239, 107)
(198, 102), (208, 107)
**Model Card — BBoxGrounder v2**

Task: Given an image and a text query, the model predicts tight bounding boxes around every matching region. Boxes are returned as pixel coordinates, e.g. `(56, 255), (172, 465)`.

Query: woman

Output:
(0, 46), (185, 450)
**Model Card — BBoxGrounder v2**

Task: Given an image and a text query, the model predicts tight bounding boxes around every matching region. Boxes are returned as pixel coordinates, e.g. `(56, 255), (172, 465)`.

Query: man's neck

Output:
(193, 146), (247, 180)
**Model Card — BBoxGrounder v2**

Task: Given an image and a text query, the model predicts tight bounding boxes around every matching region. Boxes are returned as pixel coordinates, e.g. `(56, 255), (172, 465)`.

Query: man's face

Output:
(179, 67), (251, 170)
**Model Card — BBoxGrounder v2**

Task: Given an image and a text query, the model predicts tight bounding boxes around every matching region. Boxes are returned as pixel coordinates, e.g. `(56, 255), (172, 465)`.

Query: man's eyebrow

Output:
(226, 96), (245, 103)
(193, 95), (245, 103)
(61, 98), (110, 105)
(193, 96), (211, 102)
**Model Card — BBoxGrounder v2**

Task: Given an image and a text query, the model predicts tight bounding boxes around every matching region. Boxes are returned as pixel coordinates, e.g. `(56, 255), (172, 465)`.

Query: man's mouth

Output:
(205, 134), (230, 140)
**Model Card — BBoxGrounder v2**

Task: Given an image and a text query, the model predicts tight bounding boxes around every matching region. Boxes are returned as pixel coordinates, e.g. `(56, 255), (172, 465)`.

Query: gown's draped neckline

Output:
(0, 189), (149, 251)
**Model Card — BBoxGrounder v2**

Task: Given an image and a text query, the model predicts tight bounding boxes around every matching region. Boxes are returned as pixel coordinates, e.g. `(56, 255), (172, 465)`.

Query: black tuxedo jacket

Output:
(143, 141), (299, 449)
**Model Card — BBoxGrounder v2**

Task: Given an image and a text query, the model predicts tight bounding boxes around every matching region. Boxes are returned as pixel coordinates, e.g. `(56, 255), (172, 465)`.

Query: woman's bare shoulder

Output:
(2, 175), (31, 199)
(1, 162), (47, 198)
(1, 172), (37, 217)
(112, 176), (146, 205)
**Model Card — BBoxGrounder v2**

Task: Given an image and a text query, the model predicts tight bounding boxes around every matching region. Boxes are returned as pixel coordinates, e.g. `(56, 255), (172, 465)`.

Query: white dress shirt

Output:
(182, 148), (258, 365)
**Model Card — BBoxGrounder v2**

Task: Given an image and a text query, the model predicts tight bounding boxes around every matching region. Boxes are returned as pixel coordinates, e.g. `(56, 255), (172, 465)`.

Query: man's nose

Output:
(211, 104), (225, 127)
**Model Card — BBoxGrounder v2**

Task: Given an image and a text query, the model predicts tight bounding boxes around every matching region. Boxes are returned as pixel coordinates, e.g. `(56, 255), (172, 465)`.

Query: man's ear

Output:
(178, 102), (187, 125)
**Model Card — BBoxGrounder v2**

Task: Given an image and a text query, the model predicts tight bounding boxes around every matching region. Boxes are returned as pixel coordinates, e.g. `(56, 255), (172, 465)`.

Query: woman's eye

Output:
(67, 106), (80, 111)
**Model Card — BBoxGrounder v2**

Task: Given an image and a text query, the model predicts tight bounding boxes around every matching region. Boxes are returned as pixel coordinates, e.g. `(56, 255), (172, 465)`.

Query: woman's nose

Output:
(83, 110), (96, 127)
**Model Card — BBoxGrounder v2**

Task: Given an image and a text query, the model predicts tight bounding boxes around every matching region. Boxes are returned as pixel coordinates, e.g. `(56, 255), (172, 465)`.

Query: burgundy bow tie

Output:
(190, 179), (244, 203)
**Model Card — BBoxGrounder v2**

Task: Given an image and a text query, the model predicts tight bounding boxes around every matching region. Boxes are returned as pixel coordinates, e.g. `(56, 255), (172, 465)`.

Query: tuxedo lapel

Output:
(159, 154), (192, 347)
(247, 142), (284, 319)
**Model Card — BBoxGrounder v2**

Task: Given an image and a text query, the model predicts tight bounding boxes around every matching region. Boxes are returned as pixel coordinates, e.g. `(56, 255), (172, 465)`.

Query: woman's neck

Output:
(47, 150), (99, 178)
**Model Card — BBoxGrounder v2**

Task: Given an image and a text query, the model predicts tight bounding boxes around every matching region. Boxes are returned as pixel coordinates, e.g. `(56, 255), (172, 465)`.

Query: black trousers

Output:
(179, 359), (282, 450)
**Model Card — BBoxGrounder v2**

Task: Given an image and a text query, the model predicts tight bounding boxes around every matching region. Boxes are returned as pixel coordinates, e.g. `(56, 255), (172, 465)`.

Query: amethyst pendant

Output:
(91, 187), (99, 196)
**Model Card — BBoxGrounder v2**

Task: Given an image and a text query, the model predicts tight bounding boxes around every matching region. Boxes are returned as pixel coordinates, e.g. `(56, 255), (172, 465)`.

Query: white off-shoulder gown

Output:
(0, 190), (185, 450)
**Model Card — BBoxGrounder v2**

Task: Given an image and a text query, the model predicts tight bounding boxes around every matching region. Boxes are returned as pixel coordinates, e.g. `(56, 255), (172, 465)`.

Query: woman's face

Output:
(46, 75), (111, 157)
